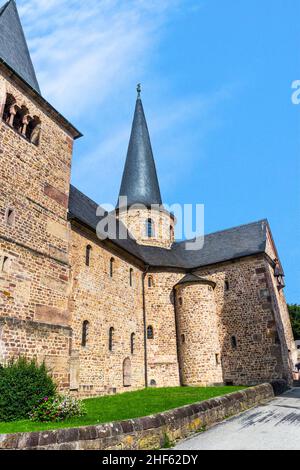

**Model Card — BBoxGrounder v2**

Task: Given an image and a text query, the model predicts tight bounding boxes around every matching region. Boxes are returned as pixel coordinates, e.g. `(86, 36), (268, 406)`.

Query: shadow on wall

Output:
(217, 260), (290, 387)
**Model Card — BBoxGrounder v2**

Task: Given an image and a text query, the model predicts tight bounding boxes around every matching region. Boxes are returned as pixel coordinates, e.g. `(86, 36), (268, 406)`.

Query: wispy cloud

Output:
(18, 0), (180, 116)
(16, 0), (234, 206)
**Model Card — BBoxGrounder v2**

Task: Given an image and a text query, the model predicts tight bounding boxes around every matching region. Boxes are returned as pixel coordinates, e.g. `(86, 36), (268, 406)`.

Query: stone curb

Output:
(0, 382), (280, 450)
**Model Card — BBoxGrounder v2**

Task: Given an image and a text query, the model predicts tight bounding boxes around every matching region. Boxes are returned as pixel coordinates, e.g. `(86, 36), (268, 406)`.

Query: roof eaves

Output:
(0, 60), (82, 139)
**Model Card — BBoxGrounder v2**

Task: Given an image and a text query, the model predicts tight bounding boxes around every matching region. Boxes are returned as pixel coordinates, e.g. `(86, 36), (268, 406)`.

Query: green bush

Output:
(29, 395), (87, 422)
(0, 357), (56, 422)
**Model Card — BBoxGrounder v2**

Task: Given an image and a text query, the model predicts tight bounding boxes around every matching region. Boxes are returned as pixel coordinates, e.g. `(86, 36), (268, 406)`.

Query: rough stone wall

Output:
(0, 317), (71, 388)
(193, 255), (287, 385)
(264, 228), (296, 379)
(117, 208), (174, 249)
(0, 71), (74, 390)
(69, 225), (146, 397)
(175, 282), (223, 386)
(144, 271), (181, 388)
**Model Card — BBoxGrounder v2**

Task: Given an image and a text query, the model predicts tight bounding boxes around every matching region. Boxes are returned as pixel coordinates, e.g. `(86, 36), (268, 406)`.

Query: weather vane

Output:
(137, 83), (141, 98)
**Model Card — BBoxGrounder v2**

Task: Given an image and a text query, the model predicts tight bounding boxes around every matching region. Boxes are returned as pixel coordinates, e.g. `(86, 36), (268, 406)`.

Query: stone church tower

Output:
(0, 0), (296, 396)
(0, 0), (81, 385)
(116, 90), (175, 249)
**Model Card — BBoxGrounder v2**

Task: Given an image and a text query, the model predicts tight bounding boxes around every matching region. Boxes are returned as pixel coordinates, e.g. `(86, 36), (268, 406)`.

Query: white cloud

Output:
(16, 0), (234, 206)
(17, 0), (180, 116)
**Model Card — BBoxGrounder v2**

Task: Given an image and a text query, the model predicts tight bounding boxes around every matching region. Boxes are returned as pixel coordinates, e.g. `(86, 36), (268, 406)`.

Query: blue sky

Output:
(18, 0), (300, 303)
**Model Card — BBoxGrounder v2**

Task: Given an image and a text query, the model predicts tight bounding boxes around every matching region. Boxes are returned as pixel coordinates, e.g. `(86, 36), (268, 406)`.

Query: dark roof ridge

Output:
(0, 1), (9, 17)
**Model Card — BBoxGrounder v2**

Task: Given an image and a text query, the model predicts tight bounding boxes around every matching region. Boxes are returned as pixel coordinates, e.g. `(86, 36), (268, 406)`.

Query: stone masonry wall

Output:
(69, 224), (146, 397)
(117, 208), (174, 249)
(193, 255), (286, 385)
(144, 271), (181, 388)
(0, 71), (74, 390)
(175, 282), (223, 386)
(0, 317), (71, 389)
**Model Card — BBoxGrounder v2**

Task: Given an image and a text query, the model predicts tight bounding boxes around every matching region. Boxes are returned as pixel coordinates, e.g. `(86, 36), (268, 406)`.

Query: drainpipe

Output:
(173, 287), (184, 386)
(142, 265), (150, 388)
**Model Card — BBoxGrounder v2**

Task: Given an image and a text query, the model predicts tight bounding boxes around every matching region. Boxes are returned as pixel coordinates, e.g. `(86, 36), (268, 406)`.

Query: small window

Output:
(178, 297), (183, 306)
(129, 268), (133, 287)
(131, 333), (135, 354)
(181, 334), (185, 344)
(109, 327), (114, 352)
(148, 276), (154, 288)
(225, 280), (229, 291)
(215, 353), (221, 365)
(85, 245), (92, 267)
(1, 256), (9, 273)
(150, 379), (157, 387)
(5, 208), (15, 227)
(231, 335), (237, 349)
(146, 219), (155, 238)
(13, 106), (24, 132)
(147, 325), (154, 340)
(26, 116), (41, 145)
(110, 258), (115, 278)
(81, 320), (89, 347)
(2, 94), (16, 124)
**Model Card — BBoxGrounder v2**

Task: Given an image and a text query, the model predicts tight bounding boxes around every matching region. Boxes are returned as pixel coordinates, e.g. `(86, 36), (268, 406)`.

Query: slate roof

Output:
(69, 185), (268, 271)
(117, 97), (162, 208)
(174, 273), (216, 288)
(0, 0), (40, 93)
(69, 185), (145, 260)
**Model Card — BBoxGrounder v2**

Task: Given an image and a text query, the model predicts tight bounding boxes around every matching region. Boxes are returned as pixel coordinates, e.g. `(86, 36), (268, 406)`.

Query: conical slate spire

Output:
(117, 87), (162, 208)
(0, 0), (40, 93)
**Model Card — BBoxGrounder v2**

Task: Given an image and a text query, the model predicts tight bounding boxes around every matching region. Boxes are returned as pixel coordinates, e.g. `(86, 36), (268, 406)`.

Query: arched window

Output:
(2, 94), (16, 124)
(85, 245), (92, 267)
(225, 280), (229, 291)
(12, 106), (26, 133)
(231, 335), (237, 349)
(148, 276), (154, 288)
(26, 116), (41, 145)
(81, 320), (89, 347)
(147, 325), (154, 340)
(131, 333), (135, 354)
(110, 258), (114, 278)
(5, 207), (15, 227)
(109, 327), (114, 351)
(123, 357), (131, 387)
(129, 268), (133, 287)
(146, 219), (155, 238)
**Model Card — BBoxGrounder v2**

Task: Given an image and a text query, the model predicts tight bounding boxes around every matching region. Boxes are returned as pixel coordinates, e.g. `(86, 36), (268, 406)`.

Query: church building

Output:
(0, 0), (295, 396)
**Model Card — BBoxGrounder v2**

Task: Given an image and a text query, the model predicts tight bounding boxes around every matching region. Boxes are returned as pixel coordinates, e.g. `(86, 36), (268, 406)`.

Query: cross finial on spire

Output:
(137, 83), (141, 99)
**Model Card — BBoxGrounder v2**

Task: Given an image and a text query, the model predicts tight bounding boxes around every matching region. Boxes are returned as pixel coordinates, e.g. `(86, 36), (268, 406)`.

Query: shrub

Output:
(29, 395), (87, 422)
(0, 357), (56, 422)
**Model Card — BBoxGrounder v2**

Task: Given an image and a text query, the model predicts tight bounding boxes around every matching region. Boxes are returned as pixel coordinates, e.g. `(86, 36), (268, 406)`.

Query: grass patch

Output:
(0, 385), (245, 434)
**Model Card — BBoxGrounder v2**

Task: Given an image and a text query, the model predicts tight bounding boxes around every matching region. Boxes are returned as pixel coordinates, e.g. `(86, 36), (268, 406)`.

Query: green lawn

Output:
(0, 386), (245, 434)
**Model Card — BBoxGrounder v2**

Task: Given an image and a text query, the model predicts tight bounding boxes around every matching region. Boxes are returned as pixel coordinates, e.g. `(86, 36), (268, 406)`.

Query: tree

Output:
(288, 304), (300, 340)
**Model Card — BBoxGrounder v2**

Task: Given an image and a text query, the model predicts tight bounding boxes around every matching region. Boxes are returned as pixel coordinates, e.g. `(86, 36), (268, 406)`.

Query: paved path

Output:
(175, 388), (300, 450)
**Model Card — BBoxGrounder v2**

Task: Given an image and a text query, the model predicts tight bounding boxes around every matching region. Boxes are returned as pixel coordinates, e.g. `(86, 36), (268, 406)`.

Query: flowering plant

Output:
(29, 395), (87, 422)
